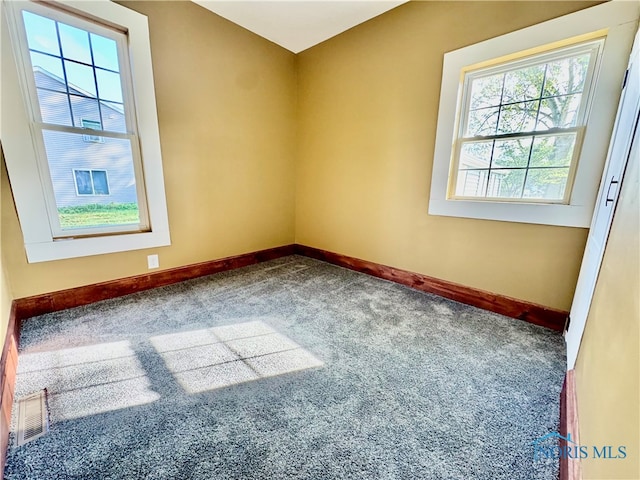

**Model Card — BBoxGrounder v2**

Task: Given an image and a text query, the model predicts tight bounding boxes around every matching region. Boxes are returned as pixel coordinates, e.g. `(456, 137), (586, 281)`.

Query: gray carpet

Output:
(4, 256), (565, 479)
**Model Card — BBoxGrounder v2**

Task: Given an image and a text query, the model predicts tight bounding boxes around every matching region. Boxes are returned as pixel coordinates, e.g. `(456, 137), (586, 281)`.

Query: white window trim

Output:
(1, 0), (171, 262)
(429, 1), (639, 227)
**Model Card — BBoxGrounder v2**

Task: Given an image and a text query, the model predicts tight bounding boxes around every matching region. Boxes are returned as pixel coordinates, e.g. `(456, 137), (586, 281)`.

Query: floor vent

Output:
(16, 390), (49, 446)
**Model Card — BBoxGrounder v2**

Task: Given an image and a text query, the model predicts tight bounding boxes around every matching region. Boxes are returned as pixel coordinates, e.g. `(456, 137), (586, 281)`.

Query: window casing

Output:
(429, 1), (639, 227)
(2, 0), (171, 262)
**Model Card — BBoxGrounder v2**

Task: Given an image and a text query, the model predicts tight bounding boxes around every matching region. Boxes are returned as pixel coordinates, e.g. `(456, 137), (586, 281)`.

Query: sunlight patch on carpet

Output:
(16, 341), (160, 421)
(150, 320), (323, 394)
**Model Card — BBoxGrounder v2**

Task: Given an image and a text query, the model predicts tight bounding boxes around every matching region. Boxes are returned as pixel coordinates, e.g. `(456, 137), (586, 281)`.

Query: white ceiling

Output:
(192, 1), (409, 53)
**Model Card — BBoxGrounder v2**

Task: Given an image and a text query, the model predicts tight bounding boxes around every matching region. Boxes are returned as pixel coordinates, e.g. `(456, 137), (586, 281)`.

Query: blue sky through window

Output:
(22, 10), (125, 128)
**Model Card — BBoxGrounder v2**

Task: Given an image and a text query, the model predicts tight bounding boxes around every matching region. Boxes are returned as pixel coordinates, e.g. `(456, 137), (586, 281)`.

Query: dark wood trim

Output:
(0, 302), (18, 398)
(559, 370), (581, 480)
(295, 244), (568, 331)
(13, 243), (567, 329)
(14, 244), (296, 320)
(0, 302), (19, 480)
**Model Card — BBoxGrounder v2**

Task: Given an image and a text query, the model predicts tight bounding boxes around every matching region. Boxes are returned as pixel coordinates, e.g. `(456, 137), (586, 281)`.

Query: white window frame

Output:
(429, 1), (639, 227)
(1, 0), (171, 262)
(73, 169), (110, 196)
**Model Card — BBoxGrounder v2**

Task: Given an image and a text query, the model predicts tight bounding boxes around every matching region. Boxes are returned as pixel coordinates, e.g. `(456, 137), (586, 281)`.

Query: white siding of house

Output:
(35, 70), (136, 207)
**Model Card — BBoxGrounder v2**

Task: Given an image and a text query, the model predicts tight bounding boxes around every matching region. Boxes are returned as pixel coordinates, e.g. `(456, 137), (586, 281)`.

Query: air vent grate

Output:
(16, 389), (49, 446)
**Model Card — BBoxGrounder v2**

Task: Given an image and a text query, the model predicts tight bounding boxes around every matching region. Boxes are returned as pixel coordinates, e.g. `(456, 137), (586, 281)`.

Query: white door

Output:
(565, 28), (640, 370)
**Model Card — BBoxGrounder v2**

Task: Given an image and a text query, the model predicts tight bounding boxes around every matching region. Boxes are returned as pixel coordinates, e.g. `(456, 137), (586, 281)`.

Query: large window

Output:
(453, 41), (602, 203)
(429, 2), (638, 227)
(2, 0), (170, 262)
(15, 3), (146, 237)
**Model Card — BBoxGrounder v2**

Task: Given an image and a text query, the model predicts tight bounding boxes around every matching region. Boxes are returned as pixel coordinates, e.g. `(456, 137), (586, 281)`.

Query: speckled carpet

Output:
(4, 256), (565, 479)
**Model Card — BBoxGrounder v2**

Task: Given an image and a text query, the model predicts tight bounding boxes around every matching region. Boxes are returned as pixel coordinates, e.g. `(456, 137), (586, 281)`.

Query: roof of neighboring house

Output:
(33, 66), (124, 115)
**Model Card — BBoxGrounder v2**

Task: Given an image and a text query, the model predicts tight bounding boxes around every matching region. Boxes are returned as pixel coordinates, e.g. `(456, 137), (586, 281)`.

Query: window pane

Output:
(92, 171), (110, 195)
(456, 169), (488, 197)
(543, 54), (590, 96)
(466, 107), (499, 136)
(96, 69), (123, 103)
(90, 34), (119, 72)
(101, 102), (126, 133)
(492, 137), (532, 168)
(22, 11), (60, 55)
(41, 130), (140, 229)
(502, 64), (545, 103)
(58, 23), (92, 65)
(469, 73), (504, 109)
(74, 170), (92, 195)
(36, 89), (72, 126)
(530, 134), (576, 167)
(459, 141), (492, 169)
(30, 52), (65, 90)
(487, 169), (526, 198)
(523, 168), (569, 200)
(65, 61), (96, 97)
(536, 94), (582, 130)
(497, 101), (539, 134)
(71, 95), (101, 126)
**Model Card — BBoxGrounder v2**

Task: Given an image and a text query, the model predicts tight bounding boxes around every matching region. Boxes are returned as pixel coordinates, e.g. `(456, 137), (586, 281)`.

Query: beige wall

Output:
(574, 132), (639, 479)
(296, 1), (600, 310)
(0, 267), (11, 345)
(1, 1), (297, 298)
(2, 1), (602, 310)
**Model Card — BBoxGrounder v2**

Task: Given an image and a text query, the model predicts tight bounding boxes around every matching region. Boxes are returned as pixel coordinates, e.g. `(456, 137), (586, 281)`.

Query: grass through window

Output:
(57, 203), (140, 228)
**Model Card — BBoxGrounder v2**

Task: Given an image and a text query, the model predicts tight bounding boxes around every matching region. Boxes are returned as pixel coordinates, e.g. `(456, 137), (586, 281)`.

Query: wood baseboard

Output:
(14, 244), (296, 320)
(294, 245), (568, 331)
(0, 302), (19, 480)
(559, 370), (581, 480)
(12, 243), (567, 329)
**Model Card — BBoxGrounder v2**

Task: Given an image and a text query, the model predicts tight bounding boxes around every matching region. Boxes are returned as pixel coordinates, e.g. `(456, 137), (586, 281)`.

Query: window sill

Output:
(429, 197), (591, 227)
(25, 229), (171, 263)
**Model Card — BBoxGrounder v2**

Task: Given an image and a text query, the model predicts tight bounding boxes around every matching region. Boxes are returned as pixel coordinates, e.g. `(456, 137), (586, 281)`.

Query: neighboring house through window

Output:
(81, 119), (105, 143)
(2, 0), (170, 262)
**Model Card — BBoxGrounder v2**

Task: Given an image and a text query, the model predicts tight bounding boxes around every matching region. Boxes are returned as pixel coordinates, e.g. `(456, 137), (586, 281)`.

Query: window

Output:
(452, 41), (601, 203)
(2, 0), (170, 262)
(74, 169), (110, 196)
(429, 2), (638, 227)
(81, 119), (104, 143)
(16, 3), (145, 237)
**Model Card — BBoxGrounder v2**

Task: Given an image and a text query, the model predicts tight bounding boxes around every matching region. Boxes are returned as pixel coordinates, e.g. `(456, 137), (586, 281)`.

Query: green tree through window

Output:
(454, 41), (601, 202)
